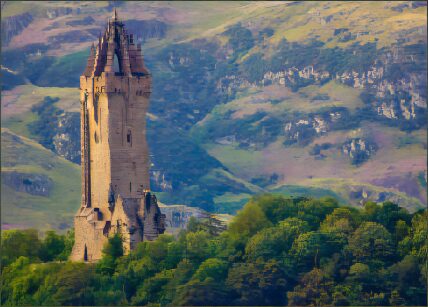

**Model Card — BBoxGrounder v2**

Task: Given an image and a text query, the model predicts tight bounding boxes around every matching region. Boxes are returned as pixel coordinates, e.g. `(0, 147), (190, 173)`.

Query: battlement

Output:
(80, 72), (151, 95)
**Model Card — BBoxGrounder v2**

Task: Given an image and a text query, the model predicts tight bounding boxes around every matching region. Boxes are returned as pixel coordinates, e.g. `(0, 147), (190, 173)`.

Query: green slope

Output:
(1, 128), (80, 231)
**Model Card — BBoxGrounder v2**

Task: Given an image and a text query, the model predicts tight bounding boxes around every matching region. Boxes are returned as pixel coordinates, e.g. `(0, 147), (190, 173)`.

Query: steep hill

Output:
(1, 1), (426, 230)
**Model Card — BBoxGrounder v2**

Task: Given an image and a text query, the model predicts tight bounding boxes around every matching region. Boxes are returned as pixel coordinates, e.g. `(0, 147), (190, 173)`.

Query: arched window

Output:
(113, 52), (120, 73)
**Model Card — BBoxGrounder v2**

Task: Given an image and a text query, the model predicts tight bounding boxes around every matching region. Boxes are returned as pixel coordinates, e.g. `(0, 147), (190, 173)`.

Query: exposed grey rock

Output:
(52, 113), (81, 164)
(1, 171), (53, 196)
(342, 138), (377, 165)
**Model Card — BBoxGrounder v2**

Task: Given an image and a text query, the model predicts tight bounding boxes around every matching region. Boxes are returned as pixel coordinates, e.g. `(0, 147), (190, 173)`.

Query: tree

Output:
(173, 277), (231, 306)
(1, 229), (41, 266)
(348, 262), (370, 282)
(245, 218), (309, 261)
(226, 260), (288, 305)
(225, 23), (254, 55)
(97, 233), (123, 275)
(297, 197), (339, 228)
(39, 231), (66, 262)
(395, 220), (409, 243)
(224, 199), (272, 256)
(348, 222), (394, 262)
(252, 194), (301, 224)
(192, 258), (228, 282)
(39, 262), (96, 306)
(58, 228), (75, 260)
(363, 201), (411, 234)
(291, 231), (340, 269)
(185, 230), (214, 264)
(401, 211), (428, 261)
(0, 197), (425, 307)
(320, 207), (360, 235)
(387, 255), (426, 305)
(287, 268), (334, 306)
(376, 202), (411, 233)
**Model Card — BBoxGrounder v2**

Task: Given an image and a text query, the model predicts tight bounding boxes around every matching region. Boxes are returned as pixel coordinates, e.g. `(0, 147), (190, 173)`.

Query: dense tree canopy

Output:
(1, 195), (426, 306)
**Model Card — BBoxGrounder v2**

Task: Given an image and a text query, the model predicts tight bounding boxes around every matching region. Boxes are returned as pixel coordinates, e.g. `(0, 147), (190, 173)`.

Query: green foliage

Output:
(241, 53), (267, 83)
(1, 196), (427, 306)
(97, 233), (124, 275)
(27, 96), (62, 151)
(288, 268), (334, 306)
(226, 259), (288, 305)
(39, 231), (66, 262)
(348, 221), (394, 262)
(224, 23), (255, 56)
(1, 229), (73, 270)
(192, 258), (228, 282)
(1, 229), (41, 267)
(173, 277), (231, 306)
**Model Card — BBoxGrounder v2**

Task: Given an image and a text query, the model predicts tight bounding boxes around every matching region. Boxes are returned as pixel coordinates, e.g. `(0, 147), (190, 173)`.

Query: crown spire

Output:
(83, 11), (149, 77)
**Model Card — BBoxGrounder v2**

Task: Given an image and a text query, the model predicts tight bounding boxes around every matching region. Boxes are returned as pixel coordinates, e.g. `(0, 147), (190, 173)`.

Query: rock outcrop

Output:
(342, 138), (377, 165)
(1, 171), (53, 196)
(52, 113), (81, 164)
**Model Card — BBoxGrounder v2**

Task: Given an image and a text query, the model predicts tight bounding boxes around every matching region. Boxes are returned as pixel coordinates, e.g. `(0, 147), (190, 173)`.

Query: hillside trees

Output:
(1, 195), (427, 306)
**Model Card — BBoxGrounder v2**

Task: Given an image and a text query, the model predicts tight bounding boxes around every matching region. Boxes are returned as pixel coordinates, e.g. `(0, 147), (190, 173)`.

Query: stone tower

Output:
(70, 10), (165, 262)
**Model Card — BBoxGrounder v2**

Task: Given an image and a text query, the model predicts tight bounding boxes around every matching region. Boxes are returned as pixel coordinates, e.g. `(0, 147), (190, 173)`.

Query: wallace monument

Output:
(70, 10), (166, 262)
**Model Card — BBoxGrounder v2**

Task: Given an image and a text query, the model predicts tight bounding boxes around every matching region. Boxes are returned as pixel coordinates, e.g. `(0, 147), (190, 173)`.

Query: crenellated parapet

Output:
(80, 73), (151, 96)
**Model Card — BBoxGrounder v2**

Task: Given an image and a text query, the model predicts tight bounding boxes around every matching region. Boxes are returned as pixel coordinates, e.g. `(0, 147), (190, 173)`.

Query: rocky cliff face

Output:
(52, 113), (81, 164)
(45, 7), (72, 19)
(342, 138), (377, 165)
(1, 171), (53, 196)
(217, 46), (426, 129)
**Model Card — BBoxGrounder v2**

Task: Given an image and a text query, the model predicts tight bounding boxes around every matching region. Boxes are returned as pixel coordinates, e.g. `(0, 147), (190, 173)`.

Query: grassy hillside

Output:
(1, 1), (426, 230)
(199, 118), (426, 209)
(1, 129), (80, 231)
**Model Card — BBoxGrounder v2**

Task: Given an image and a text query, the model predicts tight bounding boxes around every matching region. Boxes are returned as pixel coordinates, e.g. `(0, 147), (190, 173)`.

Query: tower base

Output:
(70, 192), (165, 262)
